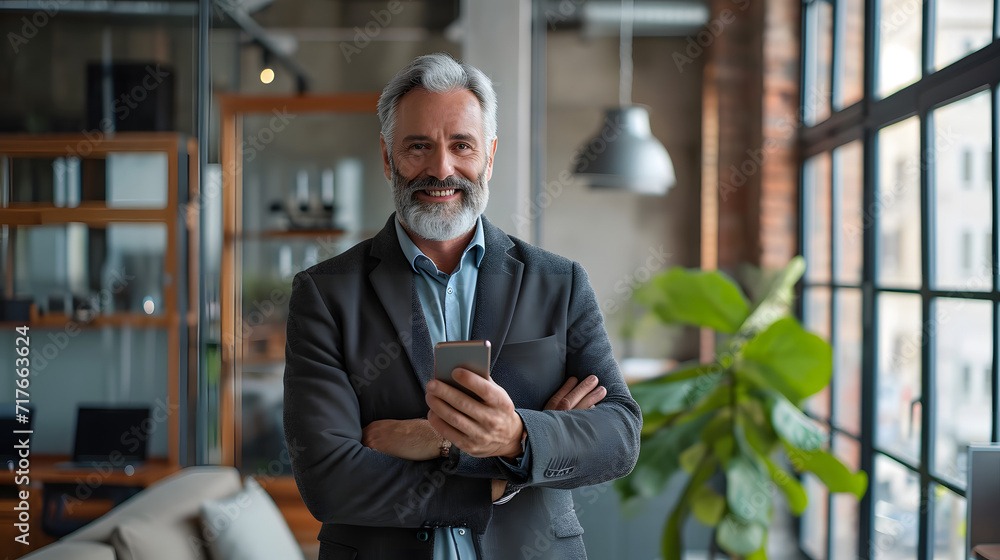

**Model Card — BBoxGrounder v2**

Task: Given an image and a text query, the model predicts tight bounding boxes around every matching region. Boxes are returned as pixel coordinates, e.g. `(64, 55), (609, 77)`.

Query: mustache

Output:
(405, 175), (476, 193)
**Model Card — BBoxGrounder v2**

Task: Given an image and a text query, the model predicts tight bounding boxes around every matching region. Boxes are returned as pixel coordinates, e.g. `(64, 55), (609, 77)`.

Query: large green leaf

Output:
(631, 366), (724, 416)
(717, 514), (766, 556)
(785, 445), (868, 499)
(737, 256), (806, 340)
(637, 267), (751, 333)
(623, 412), (713, 498)
(741, 317), (833, 401)
(726, 455), (772, 525)
(691, 483), (726, 527)
(762, 455), (808, 515)
(770, 391), (825, 450)
(679, 442), (708, 474)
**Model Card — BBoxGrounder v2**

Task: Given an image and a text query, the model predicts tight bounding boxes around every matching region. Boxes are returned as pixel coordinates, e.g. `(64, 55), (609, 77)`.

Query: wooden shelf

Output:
(0, 204), (170, 227)
(240, 228), (347, 240)
(0, 312), (171, 329)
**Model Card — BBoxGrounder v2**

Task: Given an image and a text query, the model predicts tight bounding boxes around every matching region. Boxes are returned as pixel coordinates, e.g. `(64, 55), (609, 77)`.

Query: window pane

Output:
(831, 435), (862, 560)
(877, 292), (922, 463)
(836, 141), (864, 285)
(806, 152), (833, 282)
(835, 288), (863, 435)
(838, 0), (866, 108)
(806, 1), (834, 124)
(933, 298), (993, 486)
(805, 286), (833, 420)
(932, 484), (968, 560)
(802, 473), (830, 560)
(878, 0), (923, 98)
(933, 91), (993, 291)
(873, 455), (920, 560)
(877, 118), (922, 288)
(933, 0), (994, 70)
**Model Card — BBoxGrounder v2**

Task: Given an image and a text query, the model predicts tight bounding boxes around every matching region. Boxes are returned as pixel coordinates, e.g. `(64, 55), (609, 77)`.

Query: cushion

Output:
(111, 517), (207, 560)
(21, 541), (117, 560)
(199, 477), (304, 560)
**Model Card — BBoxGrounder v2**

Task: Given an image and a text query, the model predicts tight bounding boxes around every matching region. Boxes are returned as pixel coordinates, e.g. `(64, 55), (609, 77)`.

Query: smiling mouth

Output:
(423, 189), (458, 197)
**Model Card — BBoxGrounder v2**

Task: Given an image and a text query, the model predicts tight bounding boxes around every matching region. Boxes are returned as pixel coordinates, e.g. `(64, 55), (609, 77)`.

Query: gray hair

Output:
(377, 53), (498, 152)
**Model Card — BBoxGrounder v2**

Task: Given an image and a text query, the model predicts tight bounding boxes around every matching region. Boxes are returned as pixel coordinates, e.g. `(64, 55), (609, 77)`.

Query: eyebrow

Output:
(400, 134), (477, 143)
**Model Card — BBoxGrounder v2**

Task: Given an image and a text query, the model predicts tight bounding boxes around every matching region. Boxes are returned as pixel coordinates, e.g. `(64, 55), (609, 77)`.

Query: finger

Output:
(574, 386), (607, 410)
(544, 377), (579, 410)
(451, 368), (495, 402)
(426, 393), (479, 439)
(427, 377), (487, 416)
(427, 407), (470, 448)
(562, 375), (599, 409)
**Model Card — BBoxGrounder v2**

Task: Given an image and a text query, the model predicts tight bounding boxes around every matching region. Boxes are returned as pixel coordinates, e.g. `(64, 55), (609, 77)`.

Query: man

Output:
(284, 53), (641, 560)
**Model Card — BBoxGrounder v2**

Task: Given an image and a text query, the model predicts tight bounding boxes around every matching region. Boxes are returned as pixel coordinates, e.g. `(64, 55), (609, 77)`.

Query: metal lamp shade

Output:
(572, 106), (676, 195)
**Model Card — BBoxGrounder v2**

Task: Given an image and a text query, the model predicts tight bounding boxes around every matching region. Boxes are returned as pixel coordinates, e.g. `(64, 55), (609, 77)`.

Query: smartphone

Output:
(434, 340), (491, 399)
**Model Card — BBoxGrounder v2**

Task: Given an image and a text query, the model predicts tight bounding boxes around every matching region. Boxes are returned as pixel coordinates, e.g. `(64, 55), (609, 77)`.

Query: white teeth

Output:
(425, 189), (456, 197)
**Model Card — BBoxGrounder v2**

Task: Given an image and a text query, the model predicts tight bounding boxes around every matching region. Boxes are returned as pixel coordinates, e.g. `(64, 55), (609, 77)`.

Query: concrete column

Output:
(462, 0), (533, 240)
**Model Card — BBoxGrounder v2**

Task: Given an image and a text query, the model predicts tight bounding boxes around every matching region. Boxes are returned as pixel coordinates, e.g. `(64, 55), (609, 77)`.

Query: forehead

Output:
(393, 88), (484, 141)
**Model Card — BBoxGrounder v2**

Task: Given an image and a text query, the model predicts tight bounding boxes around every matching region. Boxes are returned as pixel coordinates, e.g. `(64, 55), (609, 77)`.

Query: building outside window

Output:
(799, 0), (999, 558)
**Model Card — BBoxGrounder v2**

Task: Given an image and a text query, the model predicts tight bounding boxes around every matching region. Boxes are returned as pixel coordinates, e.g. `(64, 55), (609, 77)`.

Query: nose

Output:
(425, 147), (456, 181)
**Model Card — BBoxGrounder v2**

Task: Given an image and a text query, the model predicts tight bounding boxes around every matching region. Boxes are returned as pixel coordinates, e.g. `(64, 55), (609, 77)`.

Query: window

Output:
(962, 148), (974, 186)
(799, 0), (999, 558)
(961, 230), (973, 271)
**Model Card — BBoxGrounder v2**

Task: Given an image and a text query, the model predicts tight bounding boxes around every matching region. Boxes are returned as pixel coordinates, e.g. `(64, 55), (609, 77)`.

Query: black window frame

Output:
(797, 0), (1000, 558)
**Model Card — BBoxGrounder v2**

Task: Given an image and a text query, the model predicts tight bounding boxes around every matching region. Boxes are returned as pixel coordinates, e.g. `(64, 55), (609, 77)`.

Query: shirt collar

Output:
(394, 215), (486, 274)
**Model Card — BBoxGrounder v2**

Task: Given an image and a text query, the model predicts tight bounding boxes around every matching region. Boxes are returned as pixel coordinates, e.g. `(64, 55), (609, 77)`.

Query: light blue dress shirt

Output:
(395, 217), (484, 560)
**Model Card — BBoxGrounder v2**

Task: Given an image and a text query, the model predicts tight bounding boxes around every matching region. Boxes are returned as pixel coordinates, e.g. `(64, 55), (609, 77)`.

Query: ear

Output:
(380, 135), (392, 181)
(484, 137), (498, 181)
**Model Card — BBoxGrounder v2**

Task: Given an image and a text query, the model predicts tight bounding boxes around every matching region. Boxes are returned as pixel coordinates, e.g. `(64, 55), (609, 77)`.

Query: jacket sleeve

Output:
(469, 261), (642, 489)
(283, 271), (493, 531)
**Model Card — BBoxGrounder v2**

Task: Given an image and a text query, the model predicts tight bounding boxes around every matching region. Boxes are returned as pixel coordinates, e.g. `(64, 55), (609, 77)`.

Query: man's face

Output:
(381, 88), (498, 241)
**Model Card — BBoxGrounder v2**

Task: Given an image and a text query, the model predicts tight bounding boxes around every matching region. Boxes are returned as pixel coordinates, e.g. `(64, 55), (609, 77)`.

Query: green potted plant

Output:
(616, 256), (867, 559)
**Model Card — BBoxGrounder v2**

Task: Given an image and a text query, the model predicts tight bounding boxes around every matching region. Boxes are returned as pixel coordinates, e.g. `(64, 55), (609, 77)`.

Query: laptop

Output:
(56, 406), (151, 470)
(967, 444), (1000, 558)
(1, 404), (33, 471)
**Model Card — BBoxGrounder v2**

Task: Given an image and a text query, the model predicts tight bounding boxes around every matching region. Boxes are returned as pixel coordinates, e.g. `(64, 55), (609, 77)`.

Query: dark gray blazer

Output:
(283, 214), (641, 560)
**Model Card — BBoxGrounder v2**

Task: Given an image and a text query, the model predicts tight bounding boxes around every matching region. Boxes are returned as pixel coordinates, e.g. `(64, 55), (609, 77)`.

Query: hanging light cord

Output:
(619, 0), (634, 107)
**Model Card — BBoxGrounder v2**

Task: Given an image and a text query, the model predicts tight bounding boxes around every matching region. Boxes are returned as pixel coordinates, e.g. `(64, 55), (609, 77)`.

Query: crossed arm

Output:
(362, 372), (607, 499)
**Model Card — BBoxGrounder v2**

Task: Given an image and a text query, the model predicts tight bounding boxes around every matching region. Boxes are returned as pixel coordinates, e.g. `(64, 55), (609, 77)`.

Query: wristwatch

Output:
(440, 438), (452, 458)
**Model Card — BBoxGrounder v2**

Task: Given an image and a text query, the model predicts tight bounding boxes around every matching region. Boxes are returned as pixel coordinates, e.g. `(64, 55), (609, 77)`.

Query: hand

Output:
(545, 375), (607, 411)
(425, 369), (523, 460)
(491, 479), (507, 501)
(361, 418), (443, 461)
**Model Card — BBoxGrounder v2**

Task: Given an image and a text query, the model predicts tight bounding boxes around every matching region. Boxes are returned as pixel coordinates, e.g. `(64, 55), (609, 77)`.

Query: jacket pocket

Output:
(550, 510), (585, 538)
(318, 541), (359, 560)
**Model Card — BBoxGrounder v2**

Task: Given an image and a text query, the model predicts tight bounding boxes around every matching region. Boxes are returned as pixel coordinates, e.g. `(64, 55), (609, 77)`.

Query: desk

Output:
(0, 455), (178, 556)
(975, 544), (1000, 560)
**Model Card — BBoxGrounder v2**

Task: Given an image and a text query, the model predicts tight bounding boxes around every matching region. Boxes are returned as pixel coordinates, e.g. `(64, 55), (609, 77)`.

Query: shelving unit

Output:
(0, 132), (196, 468)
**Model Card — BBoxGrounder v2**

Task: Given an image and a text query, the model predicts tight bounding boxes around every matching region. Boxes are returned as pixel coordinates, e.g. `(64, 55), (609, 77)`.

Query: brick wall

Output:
(702, 0), (801, 275)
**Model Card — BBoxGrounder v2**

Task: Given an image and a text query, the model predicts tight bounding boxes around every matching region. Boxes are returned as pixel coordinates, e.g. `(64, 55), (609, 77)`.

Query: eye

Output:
(455, 143), (470, 151)
(410, 143), (427, 150)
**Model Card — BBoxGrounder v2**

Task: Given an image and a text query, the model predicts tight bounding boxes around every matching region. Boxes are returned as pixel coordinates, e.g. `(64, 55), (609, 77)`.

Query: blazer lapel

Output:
(471, 216), (524, 369)
(368, 215), (435, 389)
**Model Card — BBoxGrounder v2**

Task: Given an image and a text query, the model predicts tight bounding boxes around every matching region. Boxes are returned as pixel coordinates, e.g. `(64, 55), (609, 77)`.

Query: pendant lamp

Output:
(572, 0), (676, 195)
